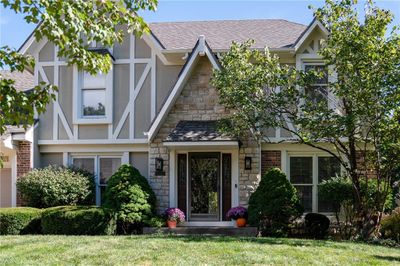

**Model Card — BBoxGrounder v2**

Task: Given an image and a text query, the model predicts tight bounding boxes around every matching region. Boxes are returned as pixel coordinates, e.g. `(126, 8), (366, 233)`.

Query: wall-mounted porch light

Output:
(155, 157), (165, 176)
(245, 157), (252, 170)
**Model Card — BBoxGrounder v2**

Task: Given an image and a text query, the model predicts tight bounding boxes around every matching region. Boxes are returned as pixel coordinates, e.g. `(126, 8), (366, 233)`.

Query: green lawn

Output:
(0, 235), (399, 265)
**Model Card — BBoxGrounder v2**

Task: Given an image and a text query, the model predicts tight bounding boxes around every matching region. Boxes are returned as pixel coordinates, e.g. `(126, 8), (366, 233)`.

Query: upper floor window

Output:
(74, 67), (113, 124)
(82, 72), (107, 117)
(304, 64), (328, 105)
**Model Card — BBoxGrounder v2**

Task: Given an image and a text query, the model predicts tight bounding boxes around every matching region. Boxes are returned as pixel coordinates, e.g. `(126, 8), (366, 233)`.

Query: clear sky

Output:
(0, 0), (399, 49)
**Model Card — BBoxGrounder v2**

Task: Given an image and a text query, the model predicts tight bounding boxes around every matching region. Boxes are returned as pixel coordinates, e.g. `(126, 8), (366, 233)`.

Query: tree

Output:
(212, 0), (400, 239)
(0, 0), (157, 144)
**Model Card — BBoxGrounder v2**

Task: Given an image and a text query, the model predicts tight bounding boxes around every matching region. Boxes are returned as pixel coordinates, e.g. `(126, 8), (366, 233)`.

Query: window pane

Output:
(305, 86), (328, 105)
(72, 158), (95, 174)
(318, 186), (334, 212)
(318, 157), (341, 183)
(295, 185), (312, 213)
(305, 65), (328, 84)
(290, 157), (313, 184)
(318, 157), (341, 212)
(99, 158), (121, 185)
(83, 72), (106, 88)
(82, 89), (106, 116)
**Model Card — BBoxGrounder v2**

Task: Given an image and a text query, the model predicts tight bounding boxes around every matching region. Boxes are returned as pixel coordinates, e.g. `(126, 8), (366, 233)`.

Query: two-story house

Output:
(10, 18), (339, 225)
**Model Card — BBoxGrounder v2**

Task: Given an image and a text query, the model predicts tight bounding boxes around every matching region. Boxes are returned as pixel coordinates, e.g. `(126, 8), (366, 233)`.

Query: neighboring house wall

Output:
(16, 141), (31, 206)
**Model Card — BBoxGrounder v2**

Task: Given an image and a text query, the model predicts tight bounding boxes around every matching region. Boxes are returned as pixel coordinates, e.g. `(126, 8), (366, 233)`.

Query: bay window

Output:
(71, 155), (121, 205)
(289, 154), (341, 213)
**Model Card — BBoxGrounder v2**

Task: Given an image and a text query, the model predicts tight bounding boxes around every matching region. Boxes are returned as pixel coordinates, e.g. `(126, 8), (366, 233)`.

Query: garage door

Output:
(0, 168), (12, 207)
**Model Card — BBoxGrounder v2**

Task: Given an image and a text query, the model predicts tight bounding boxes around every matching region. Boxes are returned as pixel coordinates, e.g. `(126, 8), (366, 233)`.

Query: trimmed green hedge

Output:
(17, 166), (95, 208)
(41, 206), (116, 235)
(0, 207), (42, 235)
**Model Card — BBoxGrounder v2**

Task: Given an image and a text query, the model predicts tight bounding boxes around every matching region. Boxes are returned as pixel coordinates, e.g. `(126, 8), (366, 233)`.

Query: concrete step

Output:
(143, 226), (258, 237)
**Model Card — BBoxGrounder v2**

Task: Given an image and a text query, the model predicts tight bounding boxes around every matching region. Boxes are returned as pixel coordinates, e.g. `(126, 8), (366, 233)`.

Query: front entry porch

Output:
(164, 121), (240, 226)
(168, 150), (239, 226)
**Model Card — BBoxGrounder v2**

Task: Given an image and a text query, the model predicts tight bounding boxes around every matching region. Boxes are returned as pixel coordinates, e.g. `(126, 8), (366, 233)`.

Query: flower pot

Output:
(167, 220), (177, 228)
(236, 218), (247, 227)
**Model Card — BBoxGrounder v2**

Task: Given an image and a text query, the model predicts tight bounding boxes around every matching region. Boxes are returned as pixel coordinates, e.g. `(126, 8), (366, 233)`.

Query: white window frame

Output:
(70, 154), (125, 205)
(73, 66), (113, 125)
(301, 61), (337, 111)
(287, 152), (343, 214)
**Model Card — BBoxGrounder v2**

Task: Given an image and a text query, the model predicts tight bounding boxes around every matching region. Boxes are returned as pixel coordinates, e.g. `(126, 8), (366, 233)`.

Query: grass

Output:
(0, 235), (399, 265)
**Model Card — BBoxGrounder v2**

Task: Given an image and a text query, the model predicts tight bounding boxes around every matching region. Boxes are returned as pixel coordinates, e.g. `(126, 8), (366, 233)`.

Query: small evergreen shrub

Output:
(0, 208), (42, 235)
(103, 164), (156, 234)
(320, 176), (393, 240)
(381, 207), (400, 243)
(146, 216), (165, 228)
(248, 168), (303, 236)
(305, 213), (330, 239)
(41, 206), (116, 235)
(17, 166), (95, 208)
(319, 176), (353, 213)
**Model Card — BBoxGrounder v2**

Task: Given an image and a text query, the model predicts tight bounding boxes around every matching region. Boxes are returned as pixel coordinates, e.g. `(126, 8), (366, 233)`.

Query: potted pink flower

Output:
(163, 207), (185, 228)
(227, 206), (248, 227)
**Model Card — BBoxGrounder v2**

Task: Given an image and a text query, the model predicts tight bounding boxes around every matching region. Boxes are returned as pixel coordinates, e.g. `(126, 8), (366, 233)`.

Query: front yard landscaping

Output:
(0, 235), (399, 265)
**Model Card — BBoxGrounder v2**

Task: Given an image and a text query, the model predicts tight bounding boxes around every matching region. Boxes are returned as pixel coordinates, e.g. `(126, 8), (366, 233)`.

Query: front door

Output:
(188, 152), (220, 221)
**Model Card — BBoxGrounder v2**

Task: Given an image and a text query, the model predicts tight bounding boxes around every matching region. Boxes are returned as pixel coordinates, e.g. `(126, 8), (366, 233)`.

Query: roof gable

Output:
(293, 18), (329, 52)
(146, 36), (220, 141)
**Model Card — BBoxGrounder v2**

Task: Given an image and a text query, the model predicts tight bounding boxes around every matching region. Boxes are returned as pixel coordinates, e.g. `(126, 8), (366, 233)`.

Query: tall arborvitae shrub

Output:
(103, 164), (156, 233)
(248, 168), (303, 236)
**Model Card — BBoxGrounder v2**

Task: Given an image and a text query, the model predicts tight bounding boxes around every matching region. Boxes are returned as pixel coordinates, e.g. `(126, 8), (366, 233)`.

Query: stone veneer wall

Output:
(149, 57), (261, 212)
(238, 139), (261, 206)
(16, 141), (31, 206)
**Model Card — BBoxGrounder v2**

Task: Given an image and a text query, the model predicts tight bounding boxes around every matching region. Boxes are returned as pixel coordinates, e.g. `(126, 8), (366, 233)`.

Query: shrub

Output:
(146, 216), (165, 228)
(320, 176), (394, 240)
(360, 179), (393, 212)
(41, 206), (116, 235)
(17, 166), (95, 208)
(305, 213), (330, 239)
(381, 207), (400, 243)
(103, 164), (156, 233)
(0, 208), (42, 235)
(248, 168), (303, 236)
(319, 176), (354, 213)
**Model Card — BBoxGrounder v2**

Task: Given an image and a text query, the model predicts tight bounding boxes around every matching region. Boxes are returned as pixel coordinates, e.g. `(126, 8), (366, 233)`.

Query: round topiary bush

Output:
(103, 164), (156, 233)
(41, 206), (116, 235)
(0, 207), (42, 235)
(305, 213), (331, 239)
(248, 168), (303, 236)
(17, 166), (95, 208)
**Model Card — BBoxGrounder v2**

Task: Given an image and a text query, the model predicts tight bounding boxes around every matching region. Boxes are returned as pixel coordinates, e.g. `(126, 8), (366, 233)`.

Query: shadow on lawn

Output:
(141, 234), (347, 249)
(373, 255), (400, 262)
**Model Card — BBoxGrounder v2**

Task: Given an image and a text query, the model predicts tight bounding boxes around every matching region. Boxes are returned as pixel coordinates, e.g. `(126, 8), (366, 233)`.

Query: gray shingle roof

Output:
(165, 121), (235, 142)
(149, 19), (307, 51)
(0, 70), (34, 91)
